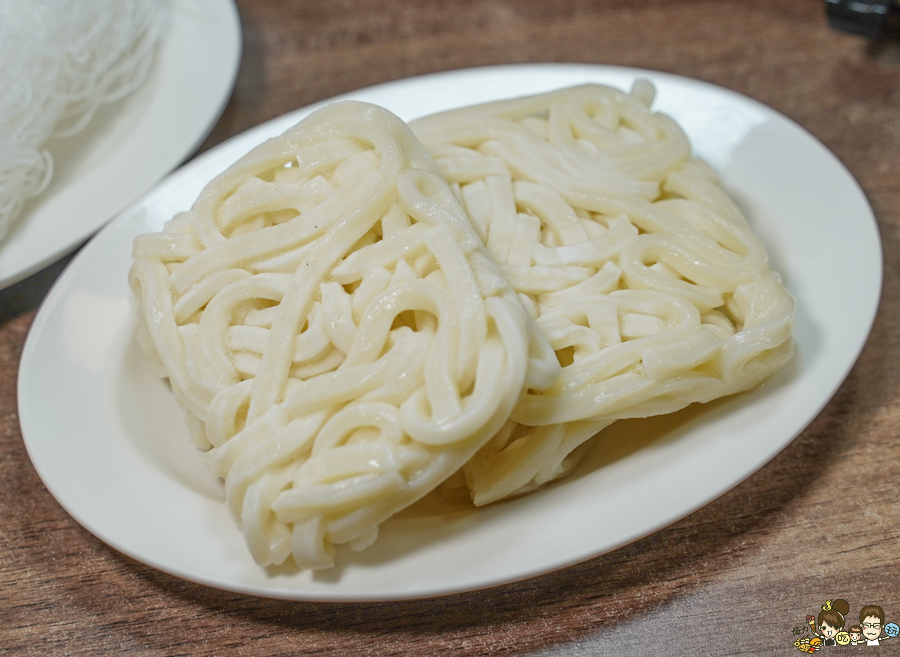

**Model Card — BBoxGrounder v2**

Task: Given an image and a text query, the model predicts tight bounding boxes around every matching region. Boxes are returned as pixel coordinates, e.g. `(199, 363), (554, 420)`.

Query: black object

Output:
(825, 0), (896, 38)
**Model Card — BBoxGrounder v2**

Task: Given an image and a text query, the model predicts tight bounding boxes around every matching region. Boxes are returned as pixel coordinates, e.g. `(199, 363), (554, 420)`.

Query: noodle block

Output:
(129, 101), (560, 568)
(412, 83), (795, 505)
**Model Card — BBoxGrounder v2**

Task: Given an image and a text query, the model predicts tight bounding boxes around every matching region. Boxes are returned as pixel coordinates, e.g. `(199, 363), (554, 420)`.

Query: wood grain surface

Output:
(2, 0), (899, 654)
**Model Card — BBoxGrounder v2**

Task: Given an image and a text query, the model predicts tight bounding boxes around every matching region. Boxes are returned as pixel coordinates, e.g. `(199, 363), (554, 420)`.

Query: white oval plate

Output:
(18, 64), (882, 601)
(0, 0), (242, 289)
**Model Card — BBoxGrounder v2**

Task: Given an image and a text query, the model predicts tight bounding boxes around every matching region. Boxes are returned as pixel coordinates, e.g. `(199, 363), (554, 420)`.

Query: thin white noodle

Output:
(0, 0), (167, 242)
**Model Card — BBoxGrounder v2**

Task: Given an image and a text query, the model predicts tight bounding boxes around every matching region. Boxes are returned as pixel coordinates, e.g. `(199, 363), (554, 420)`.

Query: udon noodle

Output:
(411, 82), (794, 505)
(129, 101), (560, 568)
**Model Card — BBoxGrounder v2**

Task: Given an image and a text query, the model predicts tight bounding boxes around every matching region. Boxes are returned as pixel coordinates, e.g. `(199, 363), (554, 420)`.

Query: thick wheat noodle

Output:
(411, 82), (795, 506)
(129, 101), (560, 569)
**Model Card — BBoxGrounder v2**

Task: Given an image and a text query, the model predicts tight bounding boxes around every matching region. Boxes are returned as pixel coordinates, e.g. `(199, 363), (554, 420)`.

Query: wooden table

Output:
(2, 0), (898, 653)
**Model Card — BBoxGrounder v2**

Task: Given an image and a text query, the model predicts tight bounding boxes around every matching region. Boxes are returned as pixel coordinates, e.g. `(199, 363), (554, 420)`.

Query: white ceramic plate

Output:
(0, 0), (241, 289)
(18, 64), (882, 601)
